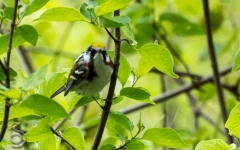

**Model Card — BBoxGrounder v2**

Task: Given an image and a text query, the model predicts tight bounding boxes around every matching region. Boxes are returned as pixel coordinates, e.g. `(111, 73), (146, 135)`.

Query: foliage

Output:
(0, 0), (240, 149)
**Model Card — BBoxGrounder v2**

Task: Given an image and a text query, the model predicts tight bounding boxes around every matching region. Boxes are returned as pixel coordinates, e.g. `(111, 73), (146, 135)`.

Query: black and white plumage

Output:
(50, 42), (113, 99)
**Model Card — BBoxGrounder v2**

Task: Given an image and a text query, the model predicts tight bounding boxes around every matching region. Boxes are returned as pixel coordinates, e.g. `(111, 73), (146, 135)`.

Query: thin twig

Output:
(52, 23), (74, 71)
(161, 75), (168, 127)
(105, 28), (132, 47)
(16, 46), (34, 75)
(50, 126), (76, 150)
(75, 105), (88, 125)
(202, 0), (233, 143)
(175, 78), (199, 131)
(0, 0), (19, 141)
(105, 28), (117, 42)
(91, 10), (121, 150)
(119, 66), (232, 114)
(151, 68), (202, 81)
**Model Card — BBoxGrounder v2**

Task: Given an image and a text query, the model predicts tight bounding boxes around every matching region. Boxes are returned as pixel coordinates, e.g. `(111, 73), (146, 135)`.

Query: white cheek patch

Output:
(84, 52), (91, 62)
(75, 70), (84, 74)
(105, 55), (110, 62)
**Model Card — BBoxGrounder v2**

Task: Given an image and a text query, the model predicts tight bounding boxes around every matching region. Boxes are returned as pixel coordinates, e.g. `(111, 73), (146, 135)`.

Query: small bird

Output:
(50, 42), (113, 99)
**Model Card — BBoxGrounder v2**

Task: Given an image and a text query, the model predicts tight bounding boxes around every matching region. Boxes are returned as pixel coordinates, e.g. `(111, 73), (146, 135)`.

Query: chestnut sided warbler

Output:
(50, 42), (113, 99)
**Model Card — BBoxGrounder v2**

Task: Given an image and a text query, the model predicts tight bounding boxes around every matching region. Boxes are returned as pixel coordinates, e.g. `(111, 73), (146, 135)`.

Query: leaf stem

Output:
(202, 0), (234, 143)
(0, 0), (19, 141)
(50, 126), (76, 150)
(91, 10), (121, 150)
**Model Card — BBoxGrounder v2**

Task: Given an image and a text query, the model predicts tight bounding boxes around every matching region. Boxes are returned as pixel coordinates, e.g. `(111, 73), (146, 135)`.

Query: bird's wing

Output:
(64, 59), (88, 96)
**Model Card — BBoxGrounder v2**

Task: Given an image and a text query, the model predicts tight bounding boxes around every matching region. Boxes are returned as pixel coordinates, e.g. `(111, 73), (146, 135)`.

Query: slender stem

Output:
(50, 126), (76, 150)
(202, 0), (233, 143)
(16, 46), (34, 75)
(161, 75), (168, 127)
(175, 78), (199, 131)
(119, 66), (232, 114)
(52, 23), (74, 71)
(0, 0), (19, 142)
(91, 10), (121, 150)
(75, 105), (88, 125)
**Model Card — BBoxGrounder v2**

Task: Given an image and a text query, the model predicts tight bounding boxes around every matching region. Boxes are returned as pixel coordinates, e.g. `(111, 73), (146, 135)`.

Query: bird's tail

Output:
(50, 86), (66, 99)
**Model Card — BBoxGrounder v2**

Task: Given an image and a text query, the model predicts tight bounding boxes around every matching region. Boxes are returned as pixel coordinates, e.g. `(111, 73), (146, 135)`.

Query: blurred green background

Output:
(1, 0), (240, 149)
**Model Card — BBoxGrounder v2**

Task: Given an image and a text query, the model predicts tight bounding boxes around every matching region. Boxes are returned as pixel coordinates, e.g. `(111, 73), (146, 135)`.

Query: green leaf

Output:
(24, 116), (53, 142)
(0, 67), (17, 82)
(39, 72), (67, 98)
(3, 7), (13, 20)
(112, 96), (124, 105)
(232, 49), (240, 72)
(142, 128), (189, 148)
(22, 0), (50, 17)
(121, 23), (137, 46)
(75, 96), (94, 107)
(0, 10), (3, 19)
(0, 139), (13, 146)
(0, 139), (12, 146)
(107, 52), (131, 86)
(134, 57), (153, 78)
(106, 111), (133, 139)
(99, 16), (131, 28)
(16, 25), (38, 46)
(138, 43), (178, 78)
(22, 64), (48, 90)
(20, 94), (70, 119)
(62, 127), (85, 150)
(0, 88), (21, 99)
(0, 85), (8, 91)
(95, 0), (133, 16)
(80, 1), (98, 21)
(225, 103), (240, 138)
(0, 31), (26, 55)
(3, 0), (14, 7)
(195, 139), (231, 150)
(160, 12), (204, 36)
(98, 144), (116, 150)
(37, 134), (60, 150)
(22, 0), (30, 5)
(125, 140), (146, 150)
(120, 87), (151, 100)
(38, 7), (84, 22)
(0, 105), (35, 121)
(141, 140), (154, 150)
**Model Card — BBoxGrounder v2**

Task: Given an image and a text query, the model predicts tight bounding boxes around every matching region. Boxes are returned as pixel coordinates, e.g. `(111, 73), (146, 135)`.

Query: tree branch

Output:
(119, 66), (232, 114)
(50, 126), (76, 150)
(91, 10), (121, 150)
(16, 46), (34, 75)
(202, 0), (233, 143)
(75, 105), (88, 126)
(0, 0), (19, 141)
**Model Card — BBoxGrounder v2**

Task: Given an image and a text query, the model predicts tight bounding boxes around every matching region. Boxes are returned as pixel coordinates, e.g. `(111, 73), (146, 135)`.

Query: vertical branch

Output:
(91, 10), (121, 150)
(202, 0), (233, 143)
(0, 0), (19, 141)
(161, 75), (168, 127)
